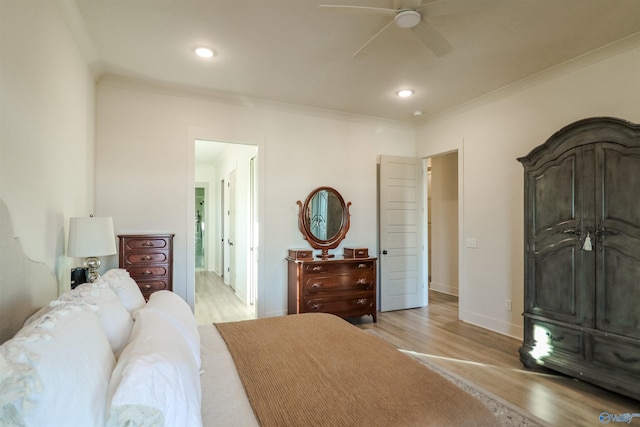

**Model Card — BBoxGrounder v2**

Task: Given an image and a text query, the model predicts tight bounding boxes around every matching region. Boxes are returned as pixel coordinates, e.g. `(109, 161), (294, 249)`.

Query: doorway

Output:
(195, 186), (206, 270)
(194, 139), (258, 323)
(427, 151), (459, 296)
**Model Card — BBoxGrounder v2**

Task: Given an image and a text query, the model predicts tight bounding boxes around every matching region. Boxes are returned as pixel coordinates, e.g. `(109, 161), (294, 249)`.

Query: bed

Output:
(0, 199), (499, 426)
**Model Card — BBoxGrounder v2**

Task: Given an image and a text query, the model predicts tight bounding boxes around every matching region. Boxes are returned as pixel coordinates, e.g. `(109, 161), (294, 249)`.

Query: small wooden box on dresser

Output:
(118, 234), (174, 300)
(287, 253), (377, 322)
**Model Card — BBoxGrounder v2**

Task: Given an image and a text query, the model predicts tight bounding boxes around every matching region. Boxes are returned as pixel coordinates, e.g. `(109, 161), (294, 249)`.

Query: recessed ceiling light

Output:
(413, 110), (423, 117)
(194, 47), (215, 58)
(397, 89), (414, 98)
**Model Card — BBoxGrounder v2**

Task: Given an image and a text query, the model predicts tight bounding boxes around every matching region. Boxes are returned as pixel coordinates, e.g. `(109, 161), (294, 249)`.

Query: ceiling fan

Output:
(318, 1), (460, 58)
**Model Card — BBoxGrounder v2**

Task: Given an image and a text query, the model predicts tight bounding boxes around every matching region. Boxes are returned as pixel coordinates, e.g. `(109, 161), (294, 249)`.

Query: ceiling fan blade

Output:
(352, 19), (395, 58)
(411, 19), (452, 57)
(416, 0), (497, 17)
(317, 5), (397, 15)
(395, 0), (427, 9)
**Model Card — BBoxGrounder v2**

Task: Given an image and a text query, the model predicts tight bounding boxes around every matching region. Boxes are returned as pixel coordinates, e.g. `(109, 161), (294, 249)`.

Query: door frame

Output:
(195, 183), (209, 271)
(426, 152), (459, 297)
(186, 126), (265, 316)
(420, 146), (464, 321)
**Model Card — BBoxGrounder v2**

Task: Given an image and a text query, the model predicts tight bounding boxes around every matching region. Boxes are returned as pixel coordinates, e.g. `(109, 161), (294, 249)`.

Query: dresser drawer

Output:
(137, 279), (170, 299)
(343, 247), (368, 258)
(528, 319), (583, 357)
(121, 251), (169, 266)
(303, 260), (374, 275)
(121, 237), (170, 251)
(303, 272), (374, 293)
(303, 291), (374, 316)
(127, 266), (169, 279)
(593, 335), (640, 375)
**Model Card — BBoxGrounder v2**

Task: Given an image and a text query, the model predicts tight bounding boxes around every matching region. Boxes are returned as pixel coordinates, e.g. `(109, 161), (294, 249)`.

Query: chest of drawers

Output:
(118, 234), (174, 300)
(287, 256), (377, 322)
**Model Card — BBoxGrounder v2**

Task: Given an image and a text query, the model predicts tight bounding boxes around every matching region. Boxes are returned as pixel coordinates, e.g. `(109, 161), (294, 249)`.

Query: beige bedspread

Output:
(215, 313), (497, 427)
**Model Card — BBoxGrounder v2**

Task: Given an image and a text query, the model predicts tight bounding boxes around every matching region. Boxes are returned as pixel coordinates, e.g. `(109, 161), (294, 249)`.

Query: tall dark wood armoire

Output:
(518, 117), (640, 400)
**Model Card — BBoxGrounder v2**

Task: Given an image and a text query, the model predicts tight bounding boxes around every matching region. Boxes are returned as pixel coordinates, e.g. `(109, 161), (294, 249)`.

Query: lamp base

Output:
(85, 256), (102, 283)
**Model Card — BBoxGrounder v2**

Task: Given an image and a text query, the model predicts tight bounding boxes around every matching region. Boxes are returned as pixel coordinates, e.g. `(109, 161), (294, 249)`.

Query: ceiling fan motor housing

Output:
(394, 10), (421, 28)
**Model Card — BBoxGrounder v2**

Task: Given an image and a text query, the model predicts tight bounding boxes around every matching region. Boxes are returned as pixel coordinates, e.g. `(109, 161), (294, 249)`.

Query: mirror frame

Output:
(297, 186), (351, 259)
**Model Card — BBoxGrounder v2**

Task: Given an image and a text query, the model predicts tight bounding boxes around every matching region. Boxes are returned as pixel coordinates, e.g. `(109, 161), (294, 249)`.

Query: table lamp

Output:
(68, 216), (117, 282)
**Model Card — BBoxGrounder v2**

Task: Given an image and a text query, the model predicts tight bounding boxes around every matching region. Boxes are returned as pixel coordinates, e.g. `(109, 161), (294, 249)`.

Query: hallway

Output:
(195, 271), (255, 325)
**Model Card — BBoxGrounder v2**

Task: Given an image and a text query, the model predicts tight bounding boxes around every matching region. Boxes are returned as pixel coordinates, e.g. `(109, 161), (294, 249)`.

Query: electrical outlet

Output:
(506, 299), (512, 311)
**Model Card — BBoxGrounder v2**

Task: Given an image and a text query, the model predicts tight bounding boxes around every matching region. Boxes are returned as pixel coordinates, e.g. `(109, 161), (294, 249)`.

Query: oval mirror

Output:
(297, 187), (351, 259)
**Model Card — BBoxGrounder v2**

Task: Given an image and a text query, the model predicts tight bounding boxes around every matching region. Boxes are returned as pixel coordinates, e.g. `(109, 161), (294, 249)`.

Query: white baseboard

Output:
(460, 309), (524, 340)
(430, 281), (459, 297)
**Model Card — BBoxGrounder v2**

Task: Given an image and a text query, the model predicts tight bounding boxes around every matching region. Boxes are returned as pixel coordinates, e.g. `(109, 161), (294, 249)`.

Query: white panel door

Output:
(379, 155), (426, 311)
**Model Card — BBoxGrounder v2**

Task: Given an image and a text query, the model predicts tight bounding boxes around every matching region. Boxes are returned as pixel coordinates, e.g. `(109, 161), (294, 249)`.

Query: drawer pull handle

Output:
(310, 282), (322, 289)
(143, 270), (152, 275)
(311, 266), (322, 271)
(356, 278), (367, 285)
(545, 331), (564, 342)
(141, 241), (155, 247)
(144, 284), (152, 290)
(310, 303), (321, 310)
(356, 298), (368, 305)
(357, 264), (367, 269)
(613, 352), (640, 364)
(142, 255), (152, 260)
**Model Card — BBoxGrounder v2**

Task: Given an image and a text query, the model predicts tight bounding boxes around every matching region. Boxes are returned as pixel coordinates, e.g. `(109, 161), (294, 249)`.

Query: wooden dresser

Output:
(118, 234), (174, 300)
(287, 256), (377, 322)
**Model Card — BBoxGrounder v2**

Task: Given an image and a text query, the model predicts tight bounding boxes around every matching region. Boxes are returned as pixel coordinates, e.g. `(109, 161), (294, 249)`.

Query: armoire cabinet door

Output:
(595, 143), (640, 339)
(525, 146), (595, 326)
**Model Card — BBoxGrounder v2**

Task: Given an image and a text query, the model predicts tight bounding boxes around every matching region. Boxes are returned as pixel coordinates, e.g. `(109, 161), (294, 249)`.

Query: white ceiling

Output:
(73, 0), (640, 122)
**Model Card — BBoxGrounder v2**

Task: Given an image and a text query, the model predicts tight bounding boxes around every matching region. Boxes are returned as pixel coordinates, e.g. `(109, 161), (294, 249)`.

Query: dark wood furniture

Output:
(287, 255), (377, 322)
(517, 117), (640, 400)
(118, 234), (174, 300)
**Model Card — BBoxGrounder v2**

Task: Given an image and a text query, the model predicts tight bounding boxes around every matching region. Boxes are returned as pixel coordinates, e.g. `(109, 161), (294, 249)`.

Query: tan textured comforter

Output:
(215, 313), (497, 427)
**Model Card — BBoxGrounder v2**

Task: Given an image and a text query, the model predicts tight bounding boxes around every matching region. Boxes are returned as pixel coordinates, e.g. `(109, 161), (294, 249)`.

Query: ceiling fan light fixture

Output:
(394, 10), (421, 28)
(397, 89), (414, 98)
(194, 47), (215, 58)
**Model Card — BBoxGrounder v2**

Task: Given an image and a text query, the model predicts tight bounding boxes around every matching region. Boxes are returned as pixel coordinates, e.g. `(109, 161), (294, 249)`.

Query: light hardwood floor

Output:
(196, 282), (638, 425)
(356, 292), (639, 427)
(194, 271), (255, 324)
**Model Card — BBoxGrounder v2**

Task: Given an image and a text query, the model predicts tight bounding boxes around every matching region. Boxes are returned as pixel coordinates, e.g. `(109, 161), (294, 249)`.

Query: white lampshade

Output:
(68, 216), (117, 257)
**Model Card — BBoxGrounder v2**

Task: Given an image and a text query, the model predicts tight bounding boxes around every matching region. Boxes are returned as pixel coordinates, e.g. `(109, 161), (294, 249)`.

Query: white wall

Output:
(416, 43), (640, 338)
(1, 0), (96, 272)
(0, 0), (96, 335)
(95, 77), (415, 317)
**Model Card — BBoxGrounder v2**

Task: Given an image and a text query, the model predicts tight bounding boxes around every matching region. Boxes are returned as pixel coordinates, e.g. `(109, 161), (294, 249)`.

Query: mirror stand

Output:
(317, 248), (334, 260)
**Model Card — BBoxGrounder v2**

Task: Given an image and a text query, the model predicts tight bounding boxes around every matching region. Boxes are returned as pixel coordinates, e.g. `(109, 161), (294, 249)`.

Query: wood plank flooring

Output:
(356, 292), (639, 427)
(196, 280), (638, 425)
(195, 271), (255, 324)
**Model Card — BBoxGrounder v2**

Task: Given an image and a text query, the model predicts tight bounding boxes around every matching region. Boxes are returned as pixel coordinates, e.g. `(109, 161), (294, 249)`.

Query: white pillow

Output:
(99, 269), (146, 313)
(107, 307), (202, 427)
(52, 282), (133, 356)
(0, 304), (115, 427)
(141, 291), (201, 368)
(22, 305), (52, 328)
